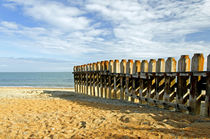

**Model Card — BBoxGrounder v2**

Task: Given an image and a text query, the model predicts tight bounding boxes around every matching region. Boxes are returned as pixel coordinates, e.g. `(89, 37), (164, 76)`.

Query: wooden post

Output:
(73, 66), (77, 93)
(100, 61), (105, 98)
(149, 59), (156, 72)
(190, 53), (204, 115)
(141, 60), (148, 72)
(104, 60), (109, 98)
(206, 54), (210, 117)
(126, 59), (133, 102)
(114, 60), (120, 99)
(120, 59), (126, 100)
(148, 59), (156, 99)
(80, 65), (83, 94)
(83, 65), (85, 94)
(96, 62), (101, 97)
(156, 58), (165, 100)
(133, 60), (141, 103)
(89, 63), (93, 96)
(92, 63), (97, 96)
(85, 64), (88, 95)
(164, 57), (176, 102)
(108, 60), (114, 99)
(177, 55), (190, 106)
(78, 65), (81, 93)
(139, 60), (148, 103)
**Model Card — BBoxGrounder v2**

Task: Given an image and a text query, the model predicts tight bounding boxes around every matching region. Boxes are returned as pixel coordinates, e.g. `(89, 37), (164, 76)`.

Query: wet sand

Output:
(0, 87), (210, 139)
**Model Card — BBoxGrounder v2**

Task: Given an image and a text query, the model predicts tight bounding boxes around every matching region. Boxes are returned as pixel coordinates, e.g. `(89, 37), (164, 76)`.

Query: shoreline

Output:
(0, 86), (74, 89)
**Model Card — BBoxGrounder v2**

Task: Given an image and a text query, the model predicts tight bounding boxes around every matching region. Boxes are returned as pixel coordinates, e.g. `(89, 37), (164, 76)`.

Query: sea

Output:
(0, 72), (74, 88)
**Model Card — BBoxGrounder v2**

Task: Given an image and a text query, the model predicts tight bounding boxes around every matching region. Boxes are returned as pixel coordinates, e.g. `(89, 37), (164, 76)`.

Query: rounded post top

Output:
(142, 60), (148, 63)
(121, 59), (126, 62)
(180, 55), (190, 59)
(191, 53), (204, 71)
(114, 59), (119, 62)
(157, 58), (165, 61)
(135, 60), (140, 63)
(194, 53), (204, 56)
(178, 55), (190, 72)
(149, 59), (156, 61)
(128, 59), (133, 63)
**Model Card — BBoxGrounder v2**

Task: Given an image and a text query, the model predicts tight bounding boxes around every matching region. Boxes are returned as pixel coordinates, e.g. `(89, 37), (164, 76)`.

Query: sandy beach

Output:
(0, 87), (210, 139)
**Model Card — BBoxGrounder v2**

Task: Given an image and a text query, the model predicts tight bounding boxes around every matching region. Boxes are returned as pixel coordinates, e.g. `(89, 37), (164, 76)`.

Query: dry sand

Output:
(0, 87), (210, 139)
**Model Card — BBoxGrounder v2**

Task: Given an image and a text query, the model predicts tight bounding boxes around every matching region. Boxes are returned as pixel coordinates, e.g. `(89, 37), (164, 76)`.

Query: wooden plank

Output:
(89, 64), (93, 96)
(104, 61), (109, 98)
(141, 60), (148, 72)
(148, 59), (156, 100)
(133, 60), (141, 103)
(85, 65), (88, 95)
(100, 61), (105, 98)
(177, 55), (190, 107)
(164, 57), (176, 103)
(120, 59), (126, 100)
(109, 60), (114, 99)
(92, 63), (97, 96)
(206, 71), (210, 117)
(78, 66), (81, 93)
(190, 53), (204, 115)
(73, 66), (77, 93)
(139, 60), (148, 104)
(156, 58), (165, 101)
(126, 59), (133, 102)
(206, 55), (210, 117)
(113, 60), (120, 99)
(96, 62), (100, 97)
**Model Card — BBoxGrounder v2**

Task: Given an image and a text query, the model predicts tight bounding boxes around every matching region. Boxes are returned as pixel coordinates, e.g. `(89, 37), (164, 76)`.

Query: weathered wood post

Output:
(104, 60), (109, 98)
(177, 55), (190, 109)
(126, 59), (133, 102)
(92, 63), (97, 96)
(206, 54), (210, 117)
(85, 64), (88, 95)
(82, 65), (85, 94)
(83, 65), (86, 94)
(190, 53), (204, 115)
(120, 59), (127, 100)
(73, 66), (77, 93)
(80, 65), (84, 94)
(139, 60), (148, 103)
(156, 58), (165, 100)
(108, 60), (114, 99)
(88, 63), (92, 96)
(85, 64), (89, 95)
(78, 65), (81, 93)
(132, 60), (141, 103)
(148, 59), (156, 99)
(114, 60), (120, 99)
(100, 61), (105, 98)
(164, 57), (176, 103)
(96, 62), (101, 97)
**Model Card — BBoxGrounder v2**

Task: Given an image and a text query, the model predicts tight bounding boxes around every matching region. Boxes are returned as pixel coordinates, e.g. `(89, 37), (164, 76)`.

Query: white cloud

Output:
(7, 0), (90, 30)
(1, 21), (18, 29)
(1, 0), (210, 69)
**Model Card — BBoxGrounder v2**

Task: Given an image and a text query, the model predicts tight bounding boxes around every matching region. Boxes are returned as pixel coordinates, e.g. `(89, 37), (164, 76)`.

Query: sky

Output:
(0, 0), (210, 72)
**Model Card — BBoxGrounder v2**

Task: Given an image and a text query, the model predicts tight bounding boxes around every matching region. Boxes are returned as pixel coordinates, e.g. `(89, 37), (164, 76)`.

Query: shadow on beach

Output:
(42, 90), (210, 138)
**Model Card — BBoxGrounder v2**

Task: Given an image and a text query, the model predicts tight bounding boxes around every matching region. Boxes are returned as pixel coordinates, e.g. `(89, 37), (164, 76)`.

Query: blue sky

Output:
(0, 0), (210, 72)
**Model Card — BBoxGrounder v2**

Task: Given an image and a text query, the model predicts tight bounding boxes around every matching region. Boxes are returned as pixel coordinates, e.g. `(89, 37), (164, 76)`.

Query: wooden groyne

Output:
(73, 53), (210, 117)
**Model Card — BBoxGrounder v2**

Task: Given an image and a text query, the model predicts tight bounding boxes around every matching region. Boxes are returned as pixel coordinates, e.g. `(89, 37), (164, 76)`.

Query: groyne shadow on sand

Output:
(41, 90), (210, 138)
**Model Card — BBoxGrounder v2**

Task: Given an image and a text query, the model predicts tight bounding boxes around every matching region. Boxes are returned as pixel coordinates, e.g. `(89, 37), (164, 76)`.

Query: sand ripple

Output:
(0, 87), (210, 139)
